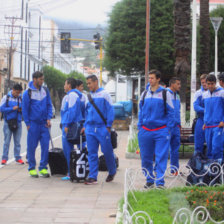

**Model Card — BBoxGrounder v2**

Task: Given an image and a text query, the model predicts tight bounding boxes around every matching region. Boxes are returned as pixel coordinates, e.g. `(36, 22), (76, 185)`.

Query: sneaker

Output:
(156, 185), (165, 189)
(16, 159), (24, 165)
(84, 178), (98, 185)
(61, 176), (70, 181)
(1, 160), (7, 165)
(144, 182), (154, 189)
(106, 173), (116, 182)
(39, 169), (50, 178)
(29, 169), (39, 178)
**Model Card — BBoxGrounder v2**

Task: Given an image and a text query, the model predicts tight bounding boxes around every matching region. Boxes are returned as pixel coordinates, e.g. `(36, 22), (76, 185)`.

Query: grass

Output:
(127, 133), (139, 153)
(121, 186), (224, 224)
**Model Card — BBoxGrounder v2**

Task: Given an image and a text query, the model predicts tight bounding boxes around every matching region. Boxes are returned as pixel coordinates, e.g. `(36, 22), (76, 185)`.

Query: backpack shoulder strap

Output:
(28, 89), (32, 99)
(6, 95), (10, 107)
(162, 89), (167, 114)
(142, 90), (147, 106)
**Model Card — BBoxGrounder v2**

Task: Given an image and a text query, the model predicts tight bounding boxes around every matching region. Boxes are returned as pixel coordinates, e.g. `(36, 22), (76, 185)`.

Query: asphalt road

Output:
(0, 115), (62, 162)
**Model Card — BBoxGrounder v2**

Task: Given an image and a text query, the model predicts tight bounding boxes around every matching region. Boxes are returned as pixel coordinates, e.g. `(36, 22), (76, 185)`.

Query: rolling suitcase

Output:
(70, 135), (89, 182)
(48, 131), (68, 176)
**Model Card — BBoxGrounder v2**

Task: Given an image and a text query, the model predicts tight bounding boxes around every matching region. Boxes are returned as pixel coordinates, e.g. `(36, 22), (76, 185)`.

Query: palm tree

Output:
(199, 0), (210, 74)
(174, 0), (191, 124)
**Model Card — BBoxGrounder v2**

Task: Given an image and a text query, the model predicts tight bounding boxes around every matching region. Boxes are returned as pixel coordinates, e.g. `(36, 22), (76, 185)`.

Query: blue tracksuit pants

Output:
(138, 127), (170, 186)
(62, 126), (74, 175)
(170, 126), (180, 171)
(85, 126), (116, 180)
(27, 121), (50, 171)
(194, 118), (205, 153)
(205, 127), (224, 161)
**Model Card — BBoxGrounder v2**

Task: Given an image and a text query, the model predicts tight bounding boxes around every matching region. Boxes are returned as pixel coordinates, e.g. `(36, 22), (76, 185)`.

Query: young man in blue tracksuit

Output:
(22, 71), (52, 178)
(138, 70), (175, 188)
(193, 74), (208, 154)
(167, 77), (181, 175)
(82, 75), (116, 185)
(202, 74), (224, 162)
(0, 84), (24, 165)
(61, 78), (82, 180)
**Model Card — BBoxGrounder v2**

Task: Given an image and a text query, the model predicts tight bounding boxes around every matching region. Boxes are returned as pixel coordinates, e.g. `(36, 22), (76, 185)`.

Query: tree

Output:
(174, 0), (191, 123)
(209, 6), (224, 73)
(104, 0), (174, 81)
(199, 0), (210, 74)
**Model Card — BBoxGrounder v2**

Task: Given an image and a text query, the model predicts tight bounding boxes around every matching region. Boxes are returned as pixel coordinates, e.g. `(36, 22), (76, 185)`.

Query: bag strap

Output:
(87, 94), (107, 126)
(162, 89), (167, 115)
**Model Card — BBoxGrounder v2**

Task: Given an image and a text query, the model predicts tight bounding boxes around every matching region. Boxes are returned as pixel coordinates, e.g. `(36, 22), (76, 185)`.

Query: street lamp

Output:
(210, 17), (223, 78)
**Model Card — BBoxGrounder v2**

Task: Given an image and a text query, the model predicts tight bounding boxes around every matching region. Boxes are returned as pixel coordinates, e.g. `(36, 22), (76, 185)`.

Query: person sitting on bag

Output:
(0, 83), (24, 165)
(22, 71), (52, 178)
(61, 78), (82, 180)
(81, 74), (116, 185)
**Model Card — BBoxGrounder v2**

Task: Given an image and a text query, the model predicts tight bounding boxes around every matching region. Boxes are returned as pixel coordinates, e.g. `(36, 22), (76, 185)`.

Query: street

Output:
(0, 115), (62, 162)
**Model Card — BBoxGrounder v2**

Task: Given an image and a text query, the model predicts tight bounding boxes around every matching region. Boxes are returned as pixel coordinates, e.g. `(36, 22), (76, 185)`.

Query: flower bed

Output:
(122, 186), (224, 224)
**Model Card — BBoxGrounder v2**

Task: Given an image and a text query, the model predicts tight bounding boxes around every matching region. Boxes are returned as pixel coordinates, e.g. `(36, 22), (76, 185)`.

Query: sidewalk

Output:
(0, 131), (136, 224)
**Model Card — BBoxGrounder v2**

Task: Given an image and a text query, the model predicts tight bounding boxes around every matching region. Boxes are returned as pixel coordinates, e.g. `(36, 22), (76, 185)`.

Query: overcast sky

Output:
(37, 0), (121, 25)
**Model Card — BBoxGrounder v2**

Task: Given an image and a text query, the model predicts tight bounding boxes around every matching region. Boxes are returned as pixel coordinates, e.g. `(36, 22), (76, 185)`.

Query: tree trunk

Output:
(174, 0), (191, 125)
(200, 0), (210, 74)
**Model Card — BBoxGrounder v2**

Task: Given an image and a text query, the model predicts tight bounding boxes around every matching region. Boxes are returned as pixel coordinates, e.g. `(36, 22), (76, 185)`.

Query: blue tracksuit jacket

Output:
(61, 89), (82, 175)
(138, 86), (175, 186)
(22, 81), (52, 126)
(0, 91), (22, 123)
(85, 88), (114, 128)
(84, 88), (116, 180)
(202, 87), (224, 161)
(74, 89), (86, 120)
(22, 81), (53, 171)
(193, 86), (206, 153)
(167, 88), (180, 171)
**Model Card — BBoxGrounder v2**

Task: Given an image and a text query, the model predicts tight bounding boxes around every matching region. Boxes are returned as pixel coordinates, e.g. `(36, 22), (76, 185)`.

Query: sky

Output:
(36, 0), (121, 25)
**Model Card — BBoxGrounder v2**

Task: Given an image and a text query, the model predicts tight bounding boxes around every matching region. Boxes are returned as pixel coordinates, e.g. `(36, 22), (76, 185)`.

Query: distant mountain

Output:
(48, 17), (107, 41)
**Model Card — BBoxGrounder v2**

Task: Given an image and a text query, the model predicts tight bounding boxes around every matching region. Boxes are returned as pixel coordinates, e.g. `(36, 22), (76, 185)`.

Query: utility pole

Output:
(4, 16), (19, 91)
(145, 0), (151, 87)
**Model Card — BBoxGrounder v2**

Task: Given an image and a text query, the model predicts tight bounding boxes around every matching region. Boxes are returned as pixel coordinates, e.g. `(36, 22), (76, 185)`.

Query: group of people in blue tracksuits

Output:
(138, 70), (181, 188)
(61, 74), (116, 184)
(194, 74), (224, 163)
(138, 70), (224, 189)
(1, 71), (116, 184)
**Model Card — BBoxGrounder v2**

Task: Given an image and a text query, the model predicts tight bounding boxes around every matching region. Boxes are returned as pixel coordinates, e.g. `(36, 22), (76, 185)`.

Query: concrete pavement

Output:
(0, 130), (138, 224)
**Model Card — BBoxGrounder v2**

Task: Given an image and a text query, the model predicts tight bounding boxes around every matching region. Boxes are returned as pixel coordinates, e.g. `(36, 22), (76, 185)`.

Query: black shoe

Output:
(106, 173), (116, 182)
(85, 178), (98, 185)
(144, 182), (154, 189)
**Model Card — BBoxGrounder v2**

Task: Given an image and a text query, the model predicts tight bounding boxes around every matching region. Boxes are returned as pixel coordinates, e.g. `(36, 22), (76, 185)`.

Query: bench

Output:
(180, 127), (194, 156)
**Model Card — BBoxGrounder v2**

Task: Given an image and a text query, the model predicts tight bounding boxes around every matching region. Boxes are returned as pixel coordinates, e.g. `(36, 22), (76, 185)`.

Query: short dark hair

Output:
(169, 77), (181, 86)
(159, 81), (166, 86)
(218, 73), (224, 82)
(66, 77), (76, 89)
(206, 74), (216, 83)
(32, 71), (43, 79)
(76, 79), (83, 87)
(149, 70), (161, 79)
(13, 83), (23, 91)
(86, 74), (98, 82)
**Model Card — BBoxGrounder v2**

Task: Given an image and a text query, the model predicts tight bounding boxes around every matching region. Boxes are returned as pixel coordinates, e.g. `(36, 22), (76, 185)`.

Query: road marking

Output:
(0, 134), (62, 169)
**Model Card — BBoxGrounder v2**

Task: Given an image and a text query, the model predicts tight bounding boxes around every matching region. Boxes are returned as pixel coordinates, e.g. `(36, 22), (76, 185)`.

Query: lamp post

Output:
(210, 17), (223, 78)
(190, 0), (197, 125)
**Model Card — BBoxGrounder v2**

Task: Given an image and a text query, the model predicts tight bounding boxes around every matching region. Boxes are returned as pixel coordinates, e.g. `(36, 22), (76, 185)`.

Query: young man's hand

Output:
(13, 106), (19, 110)
(218, 121), (224, 128)
(46, 120), (51, 128)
